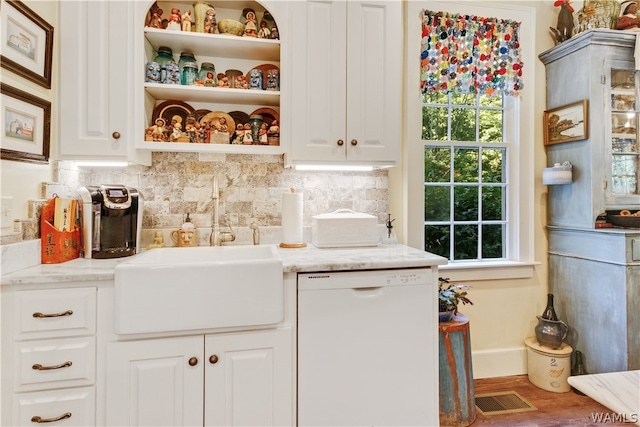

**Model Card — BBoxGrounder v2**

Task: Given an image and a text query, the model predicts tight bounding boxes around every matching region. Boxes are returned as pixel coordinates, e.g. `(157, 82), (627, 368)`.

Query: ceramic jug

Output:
(171, 229), (197, 247)
(535, 315), (569, 349)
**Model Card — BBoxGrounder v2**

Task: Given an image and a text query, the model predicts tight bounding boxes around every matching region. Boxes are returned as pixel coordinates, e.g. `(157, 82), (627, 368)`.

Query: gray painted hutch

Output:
(539, 29), (639, 374)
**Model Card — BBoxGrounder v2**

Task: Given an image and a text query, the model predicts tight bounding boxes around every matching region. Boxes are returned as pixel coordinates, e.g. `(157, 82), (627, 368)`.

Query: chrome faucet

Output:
(210, 176), (235, 246)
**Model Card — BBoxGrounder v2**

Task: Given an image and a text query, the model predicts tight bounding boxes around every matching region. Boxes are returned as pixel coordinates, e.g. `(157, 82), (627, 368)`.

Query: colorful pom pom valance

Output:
(421, 10), (524, 96)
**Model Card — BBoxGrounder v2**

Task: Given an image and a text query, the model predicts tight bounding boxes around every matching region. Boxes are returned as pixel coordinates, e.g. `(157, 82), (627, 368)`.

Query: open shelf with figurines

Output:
(137, 0), (284, 154)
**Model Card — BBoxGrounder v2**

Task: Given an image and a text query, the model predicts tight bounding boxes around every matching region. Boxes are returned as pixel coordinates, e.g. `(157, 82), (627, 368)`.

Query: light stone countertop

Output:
(1, 243), (447, 286)
(567, 370), (640, 425)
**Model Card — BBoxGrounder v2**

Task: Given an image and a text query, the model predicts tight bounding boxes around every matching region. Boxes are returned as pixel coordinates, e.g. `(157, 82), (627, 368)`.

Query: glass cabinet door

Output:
(608, 67), (640, 205)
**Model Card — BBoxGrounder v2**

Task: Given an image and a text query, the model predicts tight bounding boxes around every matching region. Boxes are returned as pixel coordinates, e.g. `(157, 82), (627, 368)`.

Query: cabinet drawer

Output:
(13, 288), (96, 340)
(14, 337), (96, 392)
(12, 386), (95, 426)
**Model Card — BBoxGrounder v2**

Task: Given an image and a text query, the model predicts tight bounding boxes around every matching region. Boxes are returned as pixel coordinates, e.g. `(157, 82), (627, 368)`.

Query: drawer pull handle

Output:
(32, 310), (73, 318)
(337, 139), (344, 146)
(31, 412), (72, 423)
(351, 139), (358, 146)
(32, 361), (73, 370)
(188, 357), (198, 366)
(209, 354), (219, 364)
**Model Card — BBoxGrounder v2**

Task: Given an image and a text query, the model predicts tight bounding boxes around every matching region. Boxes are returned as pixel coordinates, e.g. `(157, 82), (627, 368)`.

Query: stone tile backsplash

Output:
(54, 152), (390, 233)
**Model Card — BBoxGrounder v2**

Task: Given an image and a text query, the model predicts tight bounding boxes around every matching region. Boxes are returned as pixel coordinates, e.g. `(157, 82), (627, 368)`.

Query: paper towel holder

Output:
(280, 188), (307, 249)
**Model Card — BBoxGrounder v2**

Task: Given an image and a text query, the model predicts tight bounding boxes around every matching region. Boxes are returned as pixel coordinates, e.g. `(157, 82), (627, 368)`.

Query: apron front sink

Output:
(114, 245), (283, 334)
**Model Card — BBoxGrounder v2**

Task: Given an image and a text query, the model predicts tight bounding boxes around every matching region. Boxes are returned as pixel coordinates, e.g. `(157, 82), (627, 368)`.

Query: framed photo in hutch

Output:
(543, 100), (589, 146)
(0, 0), (54, 89)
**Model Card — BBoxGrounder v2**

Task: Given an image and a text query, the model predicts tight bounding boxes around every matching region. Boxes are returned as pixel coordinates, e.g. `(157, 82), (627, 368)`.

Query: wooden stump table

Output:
(439, 314), (475, 427)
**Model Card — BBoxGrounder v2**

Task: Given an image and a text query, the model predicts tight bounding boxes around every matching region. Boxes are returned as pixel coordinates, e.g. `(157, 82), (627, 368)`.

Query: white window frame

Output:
(403, 1), (538, 281)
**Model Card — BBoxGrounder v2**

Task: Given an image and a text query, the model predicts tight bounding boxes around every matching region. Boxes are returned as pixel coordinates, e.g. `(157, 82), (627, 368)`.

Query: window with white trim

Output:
(404, 2), (536, 277)
(423, 92), (511, 261)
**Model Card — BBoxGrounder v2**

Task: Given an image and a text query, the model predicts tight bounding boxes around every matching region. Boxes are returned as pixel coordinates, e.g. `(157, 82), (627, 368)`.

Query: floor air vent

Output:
(475, 391), (538, 415)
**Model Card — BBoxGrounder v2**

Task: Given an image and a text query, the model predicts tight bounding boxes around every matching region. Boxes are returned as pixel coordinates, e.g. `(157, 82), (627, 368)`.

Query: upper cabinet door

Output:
(59, 0), (145, 163)
(288, 0), (401, 167)
(345, 1), (402, 165)
(289, 1), (347, 162)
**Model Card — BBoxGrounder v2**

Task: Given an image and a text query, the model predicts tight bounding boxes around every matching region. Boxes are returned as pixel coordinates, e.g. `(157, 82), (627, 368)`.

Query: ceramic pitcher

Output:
(534, 316), (569, 349)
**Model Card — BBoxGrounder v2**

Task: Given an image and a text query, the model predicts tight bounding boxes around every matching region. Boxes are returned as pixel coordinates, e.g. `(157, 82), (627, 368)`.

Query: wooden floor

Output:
(470, 375), (630, 426)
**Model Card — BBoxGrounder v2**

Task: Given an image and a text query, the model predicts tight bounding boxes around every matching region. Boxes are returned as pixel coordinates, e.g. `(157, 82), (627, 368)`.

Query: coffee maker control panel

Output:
(101, 186), (133, 209)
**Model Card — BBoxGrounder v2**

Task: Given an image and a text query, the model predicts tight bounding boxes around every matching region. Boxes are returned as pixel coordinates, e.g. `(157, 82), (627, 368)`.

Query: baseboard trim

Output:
(472, 347), (528, 379)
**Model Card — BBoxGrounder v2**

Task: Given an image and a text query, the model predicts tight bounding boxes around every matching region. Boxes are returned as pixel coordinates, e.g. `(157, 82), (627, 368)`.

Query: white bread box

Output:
(312, 209), (378, 248)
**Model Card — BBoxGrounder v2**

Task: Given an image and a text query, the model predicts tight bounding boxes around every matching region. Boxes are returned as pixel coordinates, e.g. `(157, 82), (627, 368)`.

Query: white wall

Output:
(0, 1), (57, 230)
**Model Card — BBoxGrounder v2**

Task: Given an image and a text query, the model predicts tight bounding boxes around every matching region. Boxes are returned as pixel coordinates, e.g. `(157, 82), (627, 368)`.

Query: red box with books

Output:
(40, 196), (82, 264)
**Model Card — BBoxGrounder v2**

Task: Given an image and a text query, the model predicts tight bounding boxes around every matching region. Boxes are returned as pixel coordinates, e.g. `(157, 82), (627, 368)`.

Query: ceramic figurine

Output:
(164, 62), (180, 84)
(259, 123), (268, 145)
(266, 69), (279, 91)
(204, 7), (217, 33)
(147, 2), (163, 28)
(146, 231), (165, 249)
(249, 68), (262, 90)
(262, 10), (275, 30)
(182, 9), (192, 32)
(232, 123), (244, 144)
(268, 120), (279, 137)
(167, 8), (181, 31)
(147, 10), (163, 28)
(242, 123), (253, 144)
(257, 20), (271, 38)
(244, 10), (257, 37)
(145, 61), (161, 83)
(270, 22), (279, 39)
(616, 2), (640, 30)
(149, 118), (166, 141)
(217, 117), (228, 133)
(170, 122), (183, 142)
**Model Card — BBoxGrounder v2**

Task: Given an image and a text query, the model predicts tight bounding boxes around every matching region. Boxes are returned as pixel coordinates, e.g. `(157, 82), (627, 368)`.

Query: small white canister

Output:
(524, 337), (573, 393)
(542, 161), (573, 185)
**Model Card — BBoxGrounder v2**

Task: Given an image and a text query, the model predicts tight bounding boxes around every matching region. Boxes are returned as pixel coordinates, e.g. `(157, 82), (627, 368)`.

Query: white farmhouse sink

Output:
(113, 245), (283, 335)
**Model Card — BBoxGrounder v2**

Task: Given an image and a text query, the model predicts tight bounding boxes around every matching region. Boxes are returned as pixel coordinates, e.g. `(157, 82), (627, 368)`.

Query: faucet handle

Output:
(250, 222), (260, 245)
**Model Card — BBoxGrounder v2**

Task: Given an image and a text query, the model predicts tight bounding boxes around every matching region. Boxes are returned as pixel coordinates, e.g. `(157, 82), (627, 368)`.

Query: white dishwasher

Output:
(297, 268), (438, 427)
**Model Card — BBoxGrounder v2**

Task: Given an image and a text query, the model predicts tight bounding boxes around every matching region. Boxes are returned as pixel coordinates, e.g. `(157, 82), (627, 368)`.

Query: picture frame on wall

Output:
(0, 0), (54, 89)
(1, 83), (51, 164)
(543, 100), (589, 146)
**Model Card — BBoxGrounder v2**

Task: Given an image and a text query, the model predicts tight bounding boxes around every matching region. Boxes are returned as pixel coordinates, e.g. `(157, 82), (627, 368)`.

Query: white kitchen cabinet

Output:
(288, 0), (401, 167)
(106, 336), (203, 426)
(1, 286), (98, 427)
(106, 329), (292, 427)
(59, 1), (150, 165)
(132, 0), (289, 156)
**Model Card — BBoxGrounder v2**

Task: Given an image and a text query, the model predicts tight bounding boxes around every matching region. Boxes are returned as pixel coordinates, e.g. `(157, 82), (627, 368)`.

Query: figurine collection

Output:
(145, 2), (278, 40)
(144, 2), (280, 146)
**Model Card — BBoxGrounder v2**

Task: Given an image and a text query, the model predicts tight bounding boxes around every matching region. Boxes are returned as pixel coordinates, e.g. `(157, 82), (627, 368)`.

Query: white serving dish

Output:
(312, 209), (378, 248)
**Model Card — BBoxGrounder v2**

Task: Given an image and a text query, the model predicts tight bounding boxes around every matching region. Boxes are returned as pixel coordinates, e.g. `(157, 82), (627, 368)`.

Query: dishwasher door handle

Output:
(351, 286), (384, 297)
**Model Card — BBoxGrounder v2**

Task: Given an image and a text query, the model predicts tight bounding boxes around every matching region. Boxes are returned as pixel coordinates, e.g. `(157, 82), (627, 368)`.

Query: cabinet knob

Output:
(31, 413), (72, 423)
(209, 354), (219, 364)
(188, 357), (198, 366)
(351, 139), (358, 146)
(112, 131), (121, 139)
(337, 139), (344, 146)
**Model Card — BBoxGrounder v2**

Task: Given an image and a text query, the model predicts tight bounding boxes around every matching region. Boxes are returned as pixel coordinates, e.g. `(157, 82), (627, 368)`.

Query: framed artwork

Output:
(544, 100), (589, 146)
(1, 83), (51, 164)
(0, 0), (54, 89)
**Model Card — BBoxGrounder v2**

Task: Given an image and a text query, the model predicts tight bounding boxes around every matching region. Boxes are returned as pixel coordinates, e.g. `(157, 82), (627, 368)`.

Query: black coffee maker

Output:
(79, 185), (142, 259)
